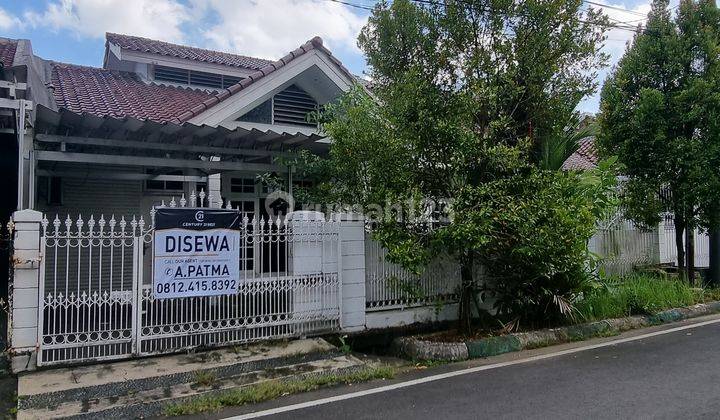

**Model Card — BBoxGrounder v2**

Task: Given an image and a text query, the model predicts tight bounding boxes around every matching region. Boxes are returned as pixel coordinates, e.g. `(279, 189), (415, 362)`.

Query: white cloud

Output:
(192, 0), (367, 60)
(24, 0), (191, 43)
(0, 7), (21, 31)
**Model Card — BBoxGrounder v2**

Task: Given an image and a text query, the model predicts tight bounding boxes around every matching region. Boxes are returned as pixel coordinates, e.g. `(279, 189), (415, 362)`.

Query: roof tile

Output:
(562, 137), (599, 170)
(173, 36), (358, 123)
(106, 33), (272, 70)
(51, 63), (213, 123)
(0, 39), (18, 67)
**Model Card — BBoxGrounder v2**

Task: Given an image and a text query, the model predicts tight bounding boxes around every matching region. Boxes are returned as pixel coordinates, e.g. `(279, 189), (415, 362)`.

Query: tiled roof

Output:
(0, 39), (17, 67)
(174, 36), (356, 123)
(561, 136), (598, 170)
(106, 33), (272, 70)
(51, 63), (214, 123)
(50, 35), (354, 124)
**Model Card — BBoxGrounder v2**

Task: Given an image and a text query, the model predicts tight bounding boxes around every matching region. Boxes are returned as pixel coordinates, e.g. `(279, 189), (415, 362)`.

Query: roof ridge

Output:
(106, 32), (272, 66)
(173, 35), (356, 124)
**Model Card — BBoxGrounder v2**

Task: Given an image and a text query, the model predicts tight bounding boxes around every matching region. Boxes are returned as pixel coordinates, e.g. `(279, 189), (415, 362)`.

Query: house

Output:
(1, 33), (393, 370)
(2, 33), (359, 225)
(561, 136), (598, 171)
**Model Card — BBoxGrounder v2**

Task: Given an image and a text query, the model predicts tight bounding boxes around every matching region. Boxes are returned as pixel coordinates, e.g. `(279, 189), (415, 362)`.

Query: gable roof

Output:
(51, 63), (214, 123)
(0, 38), (18, 67)
(561, 136), (599, 170)
(48, 35), (355, 125)
(174, 36), (357, 124)
(106, 33), (272, 70)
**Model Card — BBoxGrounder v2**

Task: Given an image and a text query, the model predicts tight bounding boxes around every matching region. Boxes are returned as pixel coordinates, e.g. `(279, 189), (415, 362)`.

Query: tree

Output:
(298, 0), (615, 331)
(598, 0), (720, 281)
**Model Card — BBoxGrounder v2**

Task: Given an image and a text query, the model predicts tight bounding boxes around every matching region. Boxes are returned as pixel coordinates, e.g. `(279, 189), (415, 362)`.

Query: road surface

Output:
(215, 316), (720, 420)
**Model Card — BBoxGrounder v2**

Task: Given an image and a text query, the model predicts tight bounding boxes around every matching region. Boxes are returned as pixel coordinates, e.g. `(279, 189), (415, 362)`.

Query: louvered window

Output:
(154, 65), (243, 89)
(189, 70), (222, 89)
(272, 85), (318, 127)
(154, 66), (189, 85)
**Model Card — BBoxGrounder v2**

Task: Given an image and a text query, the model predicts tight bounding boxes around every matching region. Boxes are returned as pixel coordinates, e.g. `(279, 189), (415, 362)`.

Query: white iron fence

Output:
(659, 214), (709, 268)
(37, 192), (340, 366)
(364, 233), (460, 310)
(589, 212), (711, 276)
(591, 216), (660, 277)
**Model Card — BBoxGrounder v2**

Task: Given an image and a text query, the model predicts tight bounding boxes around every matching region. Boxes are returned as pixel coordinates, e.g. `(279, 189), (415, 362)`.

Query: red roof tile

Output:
(106, 33), (272, 70)
(51, 63), (213, 123)
(50, 35), (354, 124)
(562, 137), (599, 170)
(0, 39), (17, 67)
(173, 36), (357, 123)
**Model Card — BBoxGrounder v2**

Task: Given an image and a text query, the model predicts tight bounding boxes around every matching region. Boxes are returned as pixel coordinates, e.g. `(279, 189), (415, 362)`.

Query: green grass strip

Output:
(574, 274), (711, 322)
(164, 366), (396, 416)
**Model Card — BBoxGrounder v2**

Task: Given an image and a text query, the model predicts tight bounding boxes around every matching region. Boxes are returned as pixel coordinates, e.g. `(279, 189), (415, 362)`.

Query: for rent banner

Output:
(153, 208), (240, 298)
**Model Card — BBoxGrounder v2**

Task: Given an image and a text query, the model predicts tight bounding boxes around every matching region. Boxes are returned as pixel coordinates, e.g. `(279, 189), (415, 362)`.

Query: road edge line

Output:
(225, 316), (720, 420)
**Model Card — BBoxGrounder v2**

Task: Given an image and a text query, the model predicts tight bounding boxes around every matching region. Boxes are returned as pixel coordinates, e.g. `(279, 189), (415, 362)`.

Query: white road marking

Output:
(225, 316), (720, 419)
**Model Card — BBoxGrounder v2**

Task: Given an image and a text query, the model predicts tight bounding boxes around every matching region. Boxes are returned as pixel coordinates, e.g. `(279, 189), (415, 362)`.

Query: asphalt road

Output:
(220, 319), (720, 420)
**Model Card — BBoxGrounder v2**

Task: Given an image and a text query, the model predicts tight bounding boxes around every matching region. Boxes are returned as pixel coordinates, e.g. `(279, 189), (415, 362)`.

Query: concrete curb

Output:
(394, 301), (720, 361)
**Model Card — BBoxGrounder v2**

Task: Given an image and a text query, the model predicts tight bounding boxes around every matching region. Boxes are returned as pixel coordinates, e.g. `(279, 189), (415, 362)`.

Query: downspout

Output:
(15, 100), (25, 210)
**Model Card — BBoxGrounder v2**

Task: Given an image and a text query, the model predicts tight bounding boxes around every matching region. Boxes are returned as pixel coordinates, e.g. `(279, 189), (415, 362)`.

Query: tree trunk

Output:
(675, 216), (686, 281)
(686, 227), (695, 283)
(458, 254), (474, 335)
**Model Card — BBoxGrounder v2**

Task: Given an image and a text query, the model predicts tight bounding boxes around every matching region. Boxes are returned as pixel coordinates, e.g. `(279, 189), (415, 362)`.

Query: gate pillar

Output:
(335, 213), (366, 332)
(8, 209), (42, 372)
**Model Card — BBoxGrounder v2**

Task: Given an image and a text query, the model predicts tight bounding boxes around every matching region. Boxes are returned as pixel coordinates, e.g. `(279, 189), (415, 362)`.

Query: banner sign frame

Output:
(152, 207), (241, 299)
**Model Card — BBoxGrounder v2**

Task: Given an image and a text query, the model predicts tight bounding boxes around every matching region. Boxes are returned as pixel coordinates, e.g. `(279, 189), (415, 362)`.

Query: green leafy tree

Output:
(298, 0), (615, 331)
(598, 0), (720, 280)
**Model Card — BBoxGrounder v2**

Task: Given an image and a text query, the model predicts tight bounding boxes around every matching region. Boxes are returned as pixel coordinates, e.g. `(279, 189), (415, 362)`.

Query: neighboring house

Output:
(561, 135), (710, 270)
(2, 33), (358, 223)
(561, 136), (598, 171)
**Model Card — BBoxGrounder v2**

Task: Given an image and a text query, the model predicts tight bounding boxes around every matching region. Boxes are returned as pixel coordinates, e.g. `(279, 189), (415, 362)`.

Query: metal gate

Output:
(37, 193), (341, 366)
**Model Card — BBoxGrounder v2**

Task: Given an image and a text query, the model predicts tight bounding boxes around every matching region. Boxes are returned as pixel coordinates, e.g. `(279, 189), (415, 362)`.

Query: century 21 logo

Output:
(194, 211), (205, 222)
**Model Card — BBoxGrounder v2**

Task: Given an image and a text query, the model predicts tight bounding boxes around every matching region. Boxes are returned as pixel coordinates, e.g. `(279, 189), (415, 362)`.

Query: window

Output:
(236, 99), (271, 124)
(145, 170), (184, 192)
(154, 65), (243, 89)
(235, 85), (319, 128)
(38, 176), (62, 206)
(272, 85), (318, 127)
(230, 178), (255, 194)
(292, 179), (313, 190)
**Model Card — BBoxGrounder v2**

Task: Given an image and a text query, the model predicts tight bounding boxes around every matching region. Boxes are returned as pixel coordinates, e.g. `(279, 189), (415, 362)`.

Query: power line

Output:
(327, 0), (374, 11)
(582, 0), (647, 17)
(326, 0), (642, 34)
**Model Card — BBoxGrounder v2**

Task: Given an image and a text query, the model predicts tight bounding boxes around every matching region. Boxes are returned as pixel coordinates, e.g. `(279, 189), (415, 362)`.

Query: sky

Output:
(0, 0), (678, 113)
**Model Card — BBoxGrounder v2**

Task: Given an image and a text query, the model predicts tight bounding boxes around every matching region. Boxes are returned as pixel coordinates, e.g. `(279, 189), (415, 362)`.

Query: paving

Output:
(16, 338), (365, 419)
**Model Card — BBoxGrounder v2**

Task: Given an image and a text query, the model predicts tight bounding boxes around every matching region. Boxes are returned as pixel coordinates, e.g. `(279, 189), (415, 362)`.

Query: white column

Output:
(336, 213), (366, 332)
(287, 211), (324, 275)
(9, 209), (43, 372)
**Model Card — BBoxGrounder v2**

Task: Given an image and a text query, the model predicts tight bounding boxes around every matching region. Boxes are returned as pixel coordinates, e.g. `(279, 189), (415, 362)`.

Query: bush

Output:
(575, 274), (697, 322)
(477, 162), (617, 328)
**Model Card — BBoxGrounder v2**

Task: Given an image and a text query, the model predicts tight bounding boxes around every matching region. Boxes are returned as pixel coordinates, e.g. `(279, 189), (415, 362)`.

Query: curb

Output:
(394, 301), (720, 361)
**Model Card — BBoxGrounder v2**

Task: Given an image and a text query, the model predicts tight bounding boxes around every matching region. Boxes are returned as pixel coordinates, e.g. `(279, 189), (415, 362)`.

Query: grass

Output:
(193, 371), (218, 387)
(575, 274), (706, 323)
(164, 366), (397, 416)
